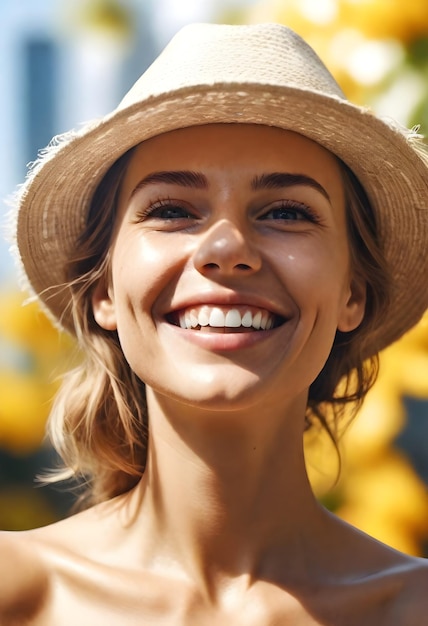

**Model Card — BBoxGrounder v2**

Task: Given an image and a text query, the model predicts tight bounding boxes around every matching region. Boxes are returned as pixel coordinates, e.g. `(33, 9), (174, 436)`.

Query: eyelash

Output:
(259, 200), (320, 224)
(134, 198), (195, 221)
(134, 198), (321, 224)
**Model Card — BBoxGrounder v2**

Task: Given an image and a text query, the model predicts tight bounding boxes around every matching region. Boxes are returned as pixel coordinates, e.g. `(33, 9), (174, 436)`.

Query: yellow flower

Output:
(337, 451), (428, 555)
(340, 0), (428, 43)
(0, 371), (52, 453)
(0, 290), (75, 454)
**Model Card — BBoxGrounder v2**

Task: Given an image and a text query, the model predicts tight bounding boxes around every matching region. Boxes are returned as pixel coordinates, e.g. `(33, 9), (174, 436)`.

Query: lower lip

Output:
(161, 322), (282, 351)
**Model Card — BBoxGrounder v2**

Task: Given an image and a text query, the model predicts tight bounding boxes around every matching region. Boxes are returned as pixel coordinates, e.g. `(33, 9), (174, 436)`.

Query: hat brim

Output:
(15, 82), (428, 355)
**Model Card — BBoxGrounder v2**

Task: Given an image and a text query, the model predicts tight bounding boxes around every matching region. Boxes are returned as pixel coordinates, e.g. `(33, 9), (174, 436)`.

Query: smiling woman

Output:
(4, 22), (428, 626)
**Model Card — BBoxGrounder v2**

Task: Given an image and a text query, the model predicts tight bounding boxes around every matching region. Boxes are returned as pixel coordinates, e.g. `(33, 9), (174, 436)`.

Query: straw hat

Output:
(13, 22), (428, 353)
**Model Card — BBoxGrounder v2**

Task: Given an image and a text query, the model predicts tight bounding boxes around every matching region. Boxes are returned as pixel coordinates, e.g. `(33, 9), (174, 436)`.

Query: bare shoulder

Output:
(0, 504), (109, 624)
(0, 530), (50, 624)
(391, 557), (428, 625)
(0, 500), (129, 625)
(319, 513), (428, 625)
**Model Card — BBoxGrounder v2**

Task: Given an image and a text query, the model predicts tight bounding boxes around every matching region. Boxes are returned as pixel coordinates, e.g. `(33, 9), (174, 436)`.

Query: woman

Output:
(3, 23), (428, 624)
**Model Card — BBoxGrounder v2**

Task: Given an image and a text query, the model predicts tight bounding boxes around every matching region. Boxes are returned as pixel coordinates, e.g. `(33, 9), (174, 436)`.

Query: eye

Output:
(135, 199), (196, 221)
(260, 200), (319, 223)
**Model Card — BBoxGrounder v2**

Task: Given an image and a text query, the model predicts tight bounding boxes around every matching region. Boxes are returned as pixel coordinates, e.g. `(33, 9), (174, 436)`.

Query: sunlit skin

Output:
(1, 125), (427, 625)
(94, 124), (364, 417)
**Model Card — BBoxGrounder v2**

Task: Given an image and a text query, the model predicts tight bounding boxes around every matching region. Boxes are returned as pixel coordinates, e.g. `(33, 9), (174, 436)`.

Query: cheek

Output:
(272, 236), (350, 303)
(112, 233), (175, 307)
(109, 233), (185, 367)
(272, 241), (351, 387)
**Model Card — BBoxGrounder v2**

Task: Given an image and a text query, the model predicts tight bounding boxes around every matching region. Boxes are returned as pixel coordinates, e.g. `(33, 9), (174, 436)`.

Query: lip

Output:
(159, 290), (294, 352)
(160, 316), (284, 351)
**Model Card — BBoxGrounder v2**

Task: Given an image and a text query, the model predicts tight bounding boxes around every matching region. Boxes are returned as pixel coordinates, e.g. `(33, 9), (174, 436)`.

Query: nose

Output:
(193, 219), (262, 276)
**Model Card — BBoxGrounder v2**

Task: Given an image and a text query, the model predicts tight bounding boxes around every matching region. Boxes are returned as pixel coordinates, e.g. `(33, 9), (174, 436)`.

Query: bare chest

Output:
(28, 569), (396, 626)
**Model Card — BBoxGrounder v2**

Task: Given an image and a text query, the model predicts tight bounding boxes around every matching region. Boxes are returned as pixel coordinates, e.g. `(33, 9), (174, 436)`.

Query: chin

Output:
(147, 367), (292, 417)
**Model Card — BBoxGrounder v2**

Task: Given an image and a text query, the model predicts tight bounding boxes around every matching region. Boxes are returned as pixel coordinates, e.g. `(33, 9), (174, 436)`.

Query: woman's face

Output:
(92, 124), (365, 414)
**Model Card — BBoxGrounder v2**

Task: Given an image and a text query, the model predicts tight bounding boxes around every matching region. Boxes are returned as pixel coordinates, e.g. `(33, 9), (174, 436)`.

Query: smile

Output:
(167, 305), (285, 333)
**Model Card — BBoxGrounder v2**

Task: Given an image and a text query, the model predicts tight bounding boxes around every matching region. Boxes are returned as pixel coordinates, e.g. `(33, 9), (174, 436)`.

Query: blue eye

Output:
(265, 207), (303, 220)
(260, 201), (319, 223)
(150, 205), (191, 219)
(136, 200), (195, 221)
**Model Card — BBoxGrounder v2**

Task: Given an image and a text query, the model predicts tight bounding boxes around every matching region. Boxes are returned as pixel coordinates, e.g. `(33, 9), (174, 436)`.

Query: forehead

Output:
(120, 123), (344, 202)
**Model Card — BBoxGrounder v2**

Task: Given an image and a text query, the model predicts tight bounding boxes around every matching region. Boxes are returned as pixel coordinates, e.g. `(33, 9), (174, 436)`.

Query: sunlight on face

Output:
(92, 124), (365, 420)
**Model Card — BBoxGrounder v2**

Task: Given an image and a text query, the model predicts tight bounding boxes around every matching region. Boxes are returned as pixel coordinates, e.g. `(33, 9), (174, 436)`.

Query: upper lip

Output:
(163, 290), (292, 319)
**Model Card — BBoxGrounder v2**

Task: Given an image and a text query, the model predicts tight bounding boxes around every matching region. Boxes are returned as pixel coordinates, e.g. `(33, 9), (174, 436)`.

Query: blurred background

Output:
(0, 0), (427, 555)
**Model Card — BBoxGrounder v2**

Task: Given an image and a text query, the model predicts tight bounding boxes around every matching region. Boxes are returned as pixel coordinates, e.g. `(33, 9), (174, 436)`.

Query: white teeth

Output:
(252, 311), (262, 330)
(225, 309), (241, 327)
(198, 307), (210, 326)
(209, 307), (225, 327)
(241, 311), (252, 327)
(176, 306), (277, 330)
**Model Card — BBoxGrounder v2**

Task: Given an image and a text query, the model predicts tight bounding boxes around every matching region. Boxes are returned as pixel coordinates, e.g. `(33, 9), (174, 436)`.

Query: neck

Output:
(122, 390), (326, 600)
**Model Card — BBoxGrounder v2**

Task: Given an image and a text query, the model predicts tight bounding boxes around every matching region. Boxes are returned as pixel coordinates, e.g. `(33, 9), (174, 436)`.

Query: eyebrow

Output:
(130, 170), (330, 201)
(251, 172), (330, 201)
(131, 170), (208, 196)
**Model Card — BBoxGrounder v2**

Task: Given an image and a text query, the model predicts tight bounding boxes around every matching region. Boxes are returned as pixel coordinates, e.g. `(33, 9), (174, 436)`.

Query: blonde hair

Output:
(45, 147), (391, 507)
(47, 150), (148, 505)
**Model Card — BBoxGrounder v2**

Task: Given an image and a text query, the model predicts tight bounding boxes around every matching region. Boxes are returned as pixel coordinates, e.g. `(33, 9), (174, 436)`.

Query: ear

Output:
(337, 276), (366, 333)
(91, 278), (117, 331)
